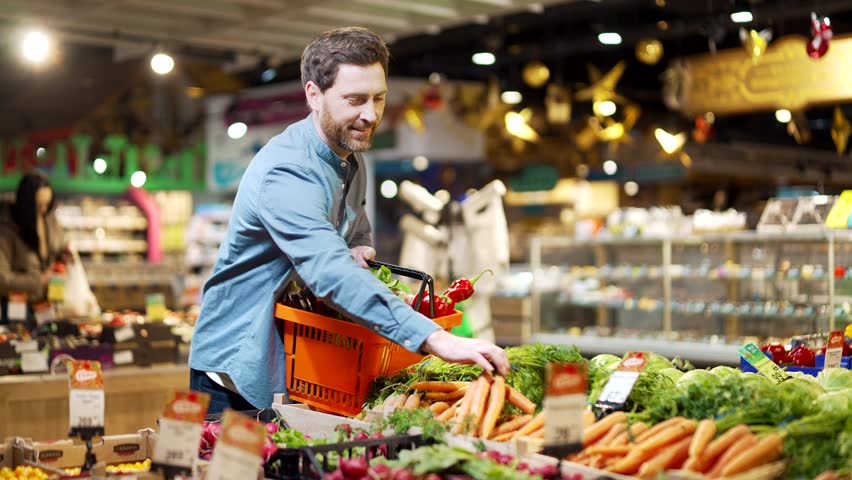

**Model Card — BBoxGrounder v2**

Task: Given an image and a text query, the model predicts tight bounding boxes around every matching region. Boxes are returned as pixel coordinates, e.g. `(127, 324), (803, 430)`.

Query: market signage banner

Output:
(669, 35), (852, 116)
(0, 129), (205, 193)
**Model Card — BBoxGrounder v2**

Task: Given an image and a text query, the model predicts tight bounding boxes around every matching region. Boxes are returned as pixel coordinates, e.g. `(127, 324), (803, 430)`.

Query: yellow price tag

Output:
(826, 190), (852, 229)
(146, 293), (167, 321)
(739, 343), (789, 384)
(48, 277), (65, 302)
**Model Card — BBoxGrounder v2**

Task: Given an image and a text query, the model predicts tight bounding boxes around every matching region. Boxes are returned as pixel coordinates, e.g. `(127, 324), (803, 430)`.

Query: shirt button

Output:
(404, 340), (411, 347)
(374, 326), (380, 332)
(341, 161), (348, 168)
(340, 183), (345, 190)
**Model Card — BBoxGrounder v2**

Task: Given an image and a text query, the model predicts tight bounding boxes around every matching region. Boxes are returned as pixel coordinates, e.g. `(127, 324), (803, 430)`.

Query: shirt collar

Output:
(301, 114), (355, 174)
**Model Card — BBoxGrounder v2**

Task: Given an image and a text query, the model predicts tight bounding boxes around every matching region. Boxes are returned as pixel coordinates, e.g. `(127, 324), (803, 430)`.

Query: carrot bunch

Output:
(571, 415), (784, 479)
(378, 374), (544, 441)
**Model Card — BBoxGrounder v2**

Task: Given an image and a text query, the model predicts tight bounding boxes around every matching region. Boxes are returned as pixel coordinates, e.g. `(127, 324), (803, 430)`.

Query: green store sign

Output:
(1, 132), (205, 194)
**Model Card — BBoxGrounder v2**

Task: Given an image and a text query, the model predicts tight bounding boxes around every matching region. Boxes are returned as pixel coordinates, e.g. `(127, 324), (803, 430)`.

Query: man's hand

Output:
(349, 246), (376, 268)
(421, 329), (509, 376)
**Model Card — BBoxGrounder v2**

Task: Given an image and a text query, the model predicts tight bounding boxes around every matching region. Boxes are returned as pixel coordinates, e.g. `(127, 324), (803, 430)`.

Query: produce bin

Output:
(276, 303), (461, 417)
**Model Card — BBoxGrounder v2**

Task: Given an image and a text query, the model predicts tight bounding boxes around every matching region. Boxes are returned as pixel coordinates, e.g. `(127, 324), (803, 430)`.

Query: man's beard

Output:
(320, 108), (376, 153)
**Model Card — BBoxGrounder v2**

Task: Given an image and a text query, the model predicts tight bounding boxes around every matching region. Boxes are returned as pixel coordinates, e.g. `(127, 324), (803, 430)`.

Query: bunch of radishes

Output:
(325, 460), (421, 480)
(198, 420), (281, 464)
(481, 450), (583, 480)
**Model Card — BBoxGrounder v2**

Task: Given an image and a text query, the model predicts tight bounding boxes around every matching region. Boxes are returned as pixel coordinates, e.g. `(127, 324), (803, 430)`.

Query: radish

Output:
(325, 469), (344, 480)
(261, 437), (277, 464)
(339, 457), (368, 478)
(265, 422), (280, 434)
(370, 463), (391, 480)
(390, 467), (416, 480)
(353, 432), (369, 441)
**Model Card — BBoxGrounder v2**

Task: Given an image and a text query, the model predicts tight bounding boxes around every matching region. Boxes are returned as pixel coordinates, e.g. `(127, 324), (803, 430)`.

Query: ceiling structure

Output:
(2, 0), (852, 156)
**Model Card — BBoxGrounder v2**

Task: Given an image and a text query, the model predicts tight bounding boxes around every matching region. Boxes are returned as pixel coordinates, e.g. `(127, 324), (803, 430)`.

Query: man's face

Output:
(307, 63), (387, 156)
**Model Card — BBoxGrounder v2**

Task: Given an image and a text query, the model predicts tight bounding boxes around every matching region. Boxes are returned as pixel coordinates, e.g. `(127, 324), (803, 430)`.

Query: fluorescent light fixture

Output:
(380, 180), (398, 199)
(598, 32), (622, 45)
(775, 109), (792, 123)
(472, 52), (496, 65)
(730, 10), (753, 23)
(150, 53), (174, 74)
(593, 100), (617, 117)
(603, 160), (618, 175)
(227, 122), (248, 139)
(501, 91), (523, 104)
(21, 29), (50, 63)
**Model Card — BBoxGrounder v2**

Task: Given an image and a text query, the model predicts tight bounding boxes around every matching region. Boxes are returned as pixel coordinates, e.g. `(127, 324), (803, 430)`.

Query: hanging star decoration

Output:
(787, 110), (812, 145)
(807, 12), (833, 59)
(600, 103), (641, 155)
(504, 108), (541, 143)
(739, 28), (773, 62)
(832, 106), (851, 155)
(478, 77), (512, 131)
(574, 61), (628, 106)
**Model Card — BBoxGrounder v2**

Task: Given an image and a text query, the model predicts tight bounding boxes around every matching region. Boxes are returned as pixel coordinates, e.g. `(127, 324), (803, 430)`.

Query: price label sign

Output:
(206, 410), (266, 480)
(33, 302), (56, 326)
(543, 362), (587, 456)
(825, 190), (852, 229)
(152, 390), (210, 470)
(8, 292), (27, 321)
(48, 276), (66, 302)
(595, 352), (646, 409)
(824, 331), (845, 369)
(66, 360), (105, 436)
(114, 325), (135, 343)
(146, 294), (166, 321)
(739, 343), (789, 384)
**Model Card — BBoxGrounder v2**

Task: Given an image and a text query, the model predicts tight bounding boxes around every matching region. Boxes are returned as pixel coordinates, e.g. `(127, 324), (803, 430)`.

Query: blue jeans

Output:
(189, 368), (257, 414)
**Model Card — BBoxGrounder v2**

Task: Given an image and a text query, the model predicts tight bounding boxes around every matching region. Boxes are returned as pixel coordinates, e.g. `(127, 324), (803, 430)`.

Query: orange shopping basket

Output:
(276, 261), (462, 417)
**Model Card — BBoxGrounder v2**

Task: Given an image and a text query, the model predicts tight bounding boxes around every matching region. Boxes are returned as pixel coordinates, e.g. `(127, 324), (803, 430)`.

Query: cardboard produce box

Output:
(25, 439), (88, 470)
(271, 403), (371, 440)
(93, 429), (157, 465)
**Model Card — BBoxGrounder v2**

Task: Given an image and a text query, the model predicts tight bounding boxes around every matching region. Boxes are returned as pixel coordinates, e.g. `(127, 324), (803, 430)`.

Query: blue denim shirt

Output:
(188, 115), (441, 408)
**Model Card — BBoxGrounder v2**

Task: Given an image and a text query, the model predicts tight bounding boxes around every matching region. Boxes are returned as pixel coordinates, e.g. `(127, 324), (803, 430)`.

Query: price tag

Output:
(48, 276), (65, 302)
(21, 350), (48, 373)
(8, 292), (27, 321)
(206, 410), (266, 480)
(146, 294), (166, 321)
(543, 363), (587, 450)
(12, 339), (38, 353)
(826, 190), (852, 229)
(739, 343), (789, 384)
(152, 390), (211, 469)
(595, 352), (646, 409)
(824, 331), (845, 369)
(33, 302), (56, 325)
(114, 325), (135, 343)
(113, 350), (134, 366)
(66, 360), (105, 432)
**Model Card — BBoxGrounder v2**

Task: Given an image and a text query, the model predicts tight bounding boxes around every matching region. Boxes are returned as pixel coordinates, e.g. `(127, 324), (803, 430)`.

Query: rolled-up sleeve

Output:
(257, 164), (440, 352)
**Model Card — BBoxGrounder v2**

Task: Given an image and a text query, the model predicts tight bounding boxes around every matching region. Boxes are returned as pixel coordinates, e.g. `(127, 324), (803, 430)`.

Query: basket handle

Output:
(366, 260), (435, 318)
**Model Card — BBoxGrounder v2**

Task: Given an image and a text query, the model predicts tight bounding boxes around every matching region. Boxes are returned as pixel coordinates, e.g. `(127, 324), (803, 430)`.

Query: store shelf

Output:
(540, 229), (852, 248)
(569, 264), (833, 281)
(532, 332), (741, 366)
(59, 216), (148, 230)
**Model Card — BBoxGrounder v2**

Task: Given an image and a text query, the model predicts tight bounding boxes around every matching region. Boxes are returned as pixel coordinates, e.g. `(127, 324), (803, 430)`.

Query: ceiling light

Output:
(36, 147), (47, 159)
(412, 155), (429, 171)
(504, 112), (540, 142)
(598, 32), (622, 45)
(624, 181), (639, 197)
(151, 53), (174, 75)
(655, 128), (687, 154)
(227, 122), (248, 139)
(593, 100), (617, 117)
(130, 171), (147, 188)
(730, 0), (753, 23)
(472, 52), (496, 65)
(21, 29), (50, 64)
(93, 158), (107, 174)
(501, 91), (523, 104)
(261, 68), (277, 82)
(775, 109), (792, 123)
(603, 160), (618, 175)
(380, 180), (398, 199)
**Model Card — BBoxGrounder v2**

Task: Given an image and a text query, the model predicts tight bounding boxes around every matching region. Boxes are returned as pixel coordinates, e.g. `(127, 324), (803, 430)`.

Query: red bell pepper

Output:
(790, 346), (816, 367)
(443, 269), (493, 305)
(407, 292), (454, 319)
(760, 343), (789, 364)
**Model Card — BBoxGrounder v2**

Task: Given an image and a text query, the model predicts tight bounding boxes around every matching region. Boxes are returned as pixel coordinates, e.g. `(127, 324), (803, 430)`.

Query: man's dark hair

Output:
(12, 170), (55, 256)
(300, 27), (389, 91)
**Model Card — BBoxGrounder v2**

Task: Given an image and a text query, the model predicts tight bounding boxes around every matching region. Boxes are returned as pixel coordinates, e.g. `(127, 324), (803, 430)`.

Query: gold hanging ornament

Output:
(478, 77), (511, 131)
(635, 38), (664, 65)
(574, 61), (628, 105)
(402, 99), (425, 133)
(545, 83), (572, 125)
(832, 106), (851, 155)
(787, 110), (811, 145)
(739, 28), (772, 62)
(522, 61), (550, 88)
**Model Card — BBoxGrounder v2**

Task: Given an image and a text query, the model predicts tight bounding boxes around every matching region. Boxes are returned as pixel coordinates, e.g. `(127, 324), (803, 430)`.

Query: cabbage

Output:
(816, 368), (852, 392)
(787, 371), (820, 383)
(779, 378), (825, 416)
(676, 369), (721, 390)
(812, 390), (852, 417)
(590, 354), (621, 371)
(642, 352), (674, 373)
(709, 365), (738, 379)
(660, 368), (684, 383)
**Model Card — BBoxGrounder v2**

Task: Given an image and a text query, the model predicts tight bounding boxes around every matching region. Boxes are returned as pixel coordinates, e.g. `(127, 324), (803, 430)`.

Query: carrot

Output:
(612, 422), (649, 446)
(529, 428), (544, 439)
(425, 386), (469, 402)
(682, 457), (702, 472)
(606, 447), (658, 474)
(704, 432), (758, 479)
(403, 391), (421, 409)
(635, 416), (685, 443)
(429, 401), (450, 415)
(480, 376), (506, 439)
(582, 411), (627, 446)
(699, 424), (751, 470)
(689, 419), (717, 459)
(506, 385), (536, 414)
(491, 415), (533, 438)
(452, 377), (487, 434)
(583, 408), (596, 427)
(719, 433), (783, 477)
(635, 418), (697, 452)
(410, 381), (469, 392)
(492, 431), (515, 442)
(637, 434), (693, 479)
(469, 376), (492, 436)
(437, 403), (459, 423)
(594, 421), (628, 447)
(513, 411), (545, 438)
(584, 445), (632, 456)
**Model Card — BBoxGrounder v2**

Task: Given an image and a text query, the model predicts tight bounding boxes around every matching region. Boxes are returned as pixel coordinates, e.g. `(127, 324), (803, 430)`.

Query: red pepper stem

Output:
(468, 269), (494, 285)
